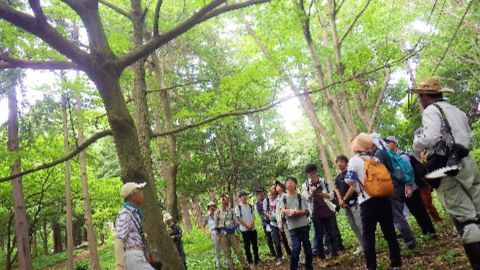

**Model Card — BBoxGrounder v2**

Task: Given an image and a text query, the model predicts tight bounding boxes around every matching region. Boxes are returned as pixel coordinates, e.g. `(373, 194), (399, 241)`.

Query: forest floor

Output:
(254, 220), (470, 270)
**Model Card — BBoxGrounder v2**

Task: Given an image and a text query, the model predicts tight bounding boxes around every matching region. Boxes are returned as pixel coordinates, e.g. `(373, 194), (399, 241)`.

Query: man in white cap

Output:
(114, 182), (155, 270)
(412, 77), (480, 268)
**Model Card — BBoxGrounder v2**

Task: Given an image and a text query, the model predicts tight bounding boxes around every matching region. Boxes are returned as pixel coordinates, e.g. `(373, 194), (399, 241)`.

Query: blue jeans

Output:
(289, 225), (313, 270)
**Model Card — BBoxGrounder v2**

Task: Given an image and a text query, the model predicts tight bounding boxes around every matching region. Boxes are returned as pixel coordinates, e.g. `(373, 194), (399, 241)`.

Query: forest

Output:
(0, 0), (479, 269)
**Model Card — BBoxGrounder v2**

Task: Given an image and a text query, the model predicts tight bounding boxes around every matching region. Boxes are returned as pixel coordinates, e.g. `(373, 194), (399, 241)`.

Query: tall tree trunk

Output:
(245, 21), (337, 182)
(75, 89), (101, 270)
(191, 196), (204, 228)
(326, 0), (359, 139)
(7, 71), (33, 270)
(61, 88), (74, 270)
(296, 0), (351, 155)
(149, 53), (179, 222)
(52, 219), (63, 253)
(178, 195), (192, 234)
(76, 2), (180, 267)
(42, 218), (48, 255)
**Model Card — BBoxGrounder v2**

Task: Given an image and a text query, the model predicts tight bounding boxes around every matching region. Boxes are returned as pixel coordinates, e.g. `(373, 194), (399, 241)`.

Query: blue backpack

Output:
(385, 150), (414, 185)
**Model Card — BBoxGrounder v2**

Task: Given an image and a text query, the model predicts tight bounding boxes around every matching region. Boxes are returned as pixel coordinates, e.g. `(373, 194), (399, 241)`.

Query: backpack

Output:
(360, 156), (393, 197)
(385, 149), (414, 185)
(408, 154), (429, 187)
(237, 204), (254, 219)
(282, 193), (303, 211)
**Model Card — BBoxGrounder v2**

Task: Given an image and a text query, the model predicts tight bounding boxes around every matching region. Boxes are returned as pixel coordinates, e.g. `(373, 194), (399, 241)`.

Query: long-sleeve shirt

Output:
(413, 101), (471, 154)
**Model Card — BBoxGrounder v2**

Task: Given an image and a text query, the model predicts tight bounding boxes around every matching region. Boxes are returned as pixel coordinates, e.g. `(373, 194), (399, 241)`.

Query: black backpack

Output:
(237, 204), (254, 218)
(408, 153), (429, 187)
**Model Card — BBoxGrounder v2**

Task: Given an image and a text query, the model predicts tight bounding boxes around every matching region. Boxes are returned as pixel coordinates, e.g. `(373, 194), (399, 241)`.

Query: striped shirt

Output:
(115, 204), (144, 248)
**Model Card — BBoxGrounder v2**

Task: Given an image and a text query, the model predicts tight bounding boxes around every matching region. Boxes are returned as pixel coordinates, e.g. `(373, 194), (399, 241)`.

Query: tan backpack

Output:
(360, 156), (393, 198)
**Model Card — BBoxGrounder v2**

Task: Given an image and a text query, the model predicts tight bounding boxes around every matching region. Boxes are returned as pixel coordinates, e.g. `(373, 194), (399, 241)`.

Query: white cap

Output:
(163, 212), (173, 222)
(120, 182), (146, 198)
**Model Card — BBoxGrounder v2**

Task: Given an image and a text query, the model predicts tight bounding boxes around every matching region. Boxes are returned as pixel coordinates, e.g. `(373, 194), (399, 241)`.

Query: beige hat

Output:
(410, 77), (454, 94)
(163, 212), (173, 222)
(351, 133), (375, 152)
(207, 201), (217, 208)
(120, 182), (146, 198)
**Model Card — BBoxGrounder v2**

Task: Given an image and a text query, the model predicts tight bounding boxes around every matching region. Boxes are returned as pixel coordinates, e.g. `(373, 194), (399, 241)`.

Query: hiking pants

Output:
(124, 250), (155, 270)
(391, 183), (416, 248)
(345, 204), (363, 246)
(211, 232), (223, 269)
(271, 225), (283, 259)
(312, 216), (339, 259)
(418, 185), (442, 223)
(436, 156), (480, 244)
(361, 197), (402, 270)
(220, 233), (249, 270)
(241, 230), (259, 264)
(263, 224), (276, 257)
(405, 189), (436, 235)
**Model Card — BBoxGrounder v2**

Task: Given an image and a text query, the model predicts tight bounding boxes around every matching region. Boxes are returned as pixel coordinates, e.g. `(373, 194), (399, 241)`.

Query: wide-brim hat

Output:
(120, 182), (146, 198)
(410, 77), (454, 94)
(351, 133), (375, 152)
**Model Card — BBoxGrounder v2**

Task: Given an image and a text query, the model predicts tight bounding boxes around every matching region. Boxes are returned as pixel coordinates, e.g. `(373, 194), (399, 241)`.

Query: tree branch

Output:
(0, 130), (113, 183)
(0, 2), (90, 67)
(368, 69), (390, 133)
(338, 0), (371, 47)
(146, 79), (210, 93)
(99, 0), (132, 20)
(432, 0), (473, 73)
(153, 0), (164, 36)
(0, 47), (423, 182)
(116, 0), (267, 69)
(28, 0), (48, 22)
(0, 54), (79, 70)
(334, 0), (346, 15)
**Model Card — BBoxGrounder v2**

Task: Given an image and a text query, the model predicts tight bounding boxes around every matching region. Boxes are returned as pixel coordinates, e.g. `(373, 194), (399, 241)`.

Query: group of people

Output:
(201, 77), (480, 270)
(113, 77), (480, 270)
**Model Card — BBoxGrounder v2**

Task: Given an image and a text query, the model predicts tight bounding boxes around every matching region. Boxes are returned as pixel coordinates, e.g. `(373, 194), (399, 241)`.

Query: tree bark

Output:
(178, 195), (192, 234)
(61, 87), (74, 270)
(149, 52), (180, 222)
(42, 218), (48, 255)
(52, 220), (63, 253)
(75, 90), (101, 270)
(7, 71), (33, 270)
(191, 196), (204, 228)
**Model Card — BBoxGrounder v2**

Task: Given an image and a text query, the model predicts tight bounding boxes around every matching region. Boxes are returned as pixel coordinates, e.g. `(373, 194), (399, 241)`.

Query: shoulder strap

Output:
(297, 194), (302, 209)
(432, 103), (456, 144)
(249, 204), (253, 215)
(237, 204), (242, 218)
(123, 207), (146, 245)
(283, 195), (287, 209)
(266, 197), (270, 211)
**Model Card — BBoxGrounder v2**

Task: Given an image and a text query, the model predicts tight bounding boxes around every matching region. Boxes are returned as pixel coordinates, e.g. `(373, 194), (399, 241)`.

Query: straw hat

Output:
(410, 77), (454, 94)
(351, 133), (375, 152)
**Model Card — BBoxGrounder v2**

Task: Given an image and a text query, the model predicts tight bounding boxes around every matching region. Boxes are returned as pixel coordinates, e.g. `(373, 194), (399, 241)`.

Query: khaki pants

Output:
(437, 156), (480, 244)
(220, 233), (248, 269)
